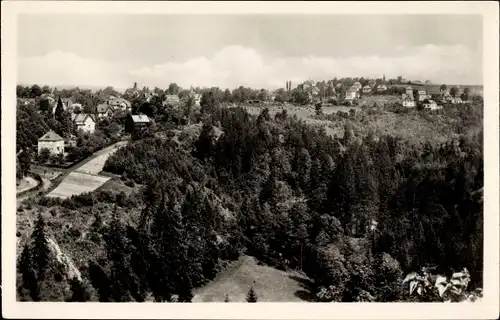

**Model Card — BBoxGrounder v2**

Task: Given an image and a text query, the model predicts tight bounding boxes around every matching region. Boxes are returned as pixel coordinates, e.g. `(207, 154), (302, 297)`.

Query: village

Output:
(17, 75), (478, 176)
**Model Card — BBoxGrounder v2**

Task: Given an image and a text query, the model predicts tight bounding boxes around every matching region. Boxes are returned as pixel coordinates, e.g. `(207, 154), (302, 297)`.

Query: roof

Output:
(418, 90), (427, 94)
(353, 81), (361, 85)
(74, 113), (96, 124)
(38, 131), (64, 142)
(131, 114), (150, 123)
(97, 103), (112, 113)
(406, 86), (413, 90)
(362, 85), (371, 89)
(346, 88), (358, 93)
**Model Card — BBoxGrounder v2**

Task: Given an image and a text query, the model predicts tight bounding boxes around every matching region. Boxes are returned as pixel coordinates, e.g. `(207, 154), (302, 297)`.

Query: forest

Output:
(17, 86), (483, 303)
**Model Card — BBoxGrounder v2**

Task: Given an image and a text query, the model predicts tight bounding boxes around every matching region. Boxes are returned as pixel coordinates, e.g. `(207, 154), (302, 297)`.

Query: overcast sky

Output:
(17, 14), (483, 90)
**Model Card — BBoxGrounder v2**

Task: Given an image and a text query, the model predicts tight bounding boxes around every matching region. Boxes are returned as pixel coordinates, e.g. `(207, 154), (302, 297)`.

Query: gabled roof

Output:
(418, 90), (426, 94)
(74, 113), (96, 124)
(97, 103), (112, 113)
(131, 114), (150, 123)
(38, 131), (64, 142)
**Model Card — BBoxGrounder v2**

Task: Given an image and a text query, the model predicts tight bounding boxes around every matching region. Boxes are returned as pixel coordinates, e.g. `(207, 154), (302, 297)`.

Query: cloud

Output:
(18, 50), (130, 88)
(18, 44), (482, 90)
(130, 44), (482, 88)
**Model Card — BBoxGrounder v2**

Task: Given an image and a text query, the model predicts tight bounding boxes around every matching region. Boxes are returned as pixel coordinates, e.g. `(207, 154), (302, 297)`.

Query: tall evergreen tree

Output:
(18, 244), (40, 301)
(32, 213), (50, 281)
(68, 278), (91, 302)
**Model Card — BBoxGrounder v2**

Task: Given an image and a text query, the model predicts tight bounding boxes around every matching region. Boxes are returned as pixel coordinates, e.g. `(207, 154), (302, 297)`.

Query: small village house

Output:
(423, 99), (441, 110)
(402, 94), (416, 108)
(417, 90), (429, 102)
(352, 81), (362, 91)
(376, 84), (387, 92)
(451, 97), (463, 104)
(362, 85), (372, 94)
(345, 88), (359, 104)
(163, 95), (180, 107)
(97, 103), (115, 118)
(38, 131), (65, 155)
(368, 79), (376, 88)
(405, 86), (414, 99)
(107, 98), (132, 112)
(73, 113), (97, 134)
(125, 114), (151, 133)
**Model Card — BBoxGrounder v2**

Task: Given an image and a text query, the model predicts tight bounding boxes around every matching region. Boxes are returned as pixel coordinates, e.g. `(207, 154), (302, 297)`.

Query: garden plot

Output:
(46, 171), (110, 199)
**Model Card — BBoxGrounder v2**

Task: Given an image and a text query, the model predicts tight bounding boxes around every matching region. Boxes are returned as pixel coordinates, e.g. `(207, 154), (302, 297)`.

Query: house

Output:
(345, 88), (359, 103)
(191, 93), (202, 106)
(73, 113), (96, 134)
(402, 94), (416, 107)
(125, 114), (151, 133)
(38, 131), (64, 155)
(352, 82), (362, 91)
(97, 103), (115, 118)
(311, 86), (321, 96)
(107, 98), (131, 112)
(451, 97), (463, 104)
(405, 86), (413, 96)
(423, 100), (441, 110)
(376, 84), (387, 92)
(417, 90), (429, 102)
(368, 79), (377, 88)
(362, 85), (372, 94)
(163, 95), (180, 107)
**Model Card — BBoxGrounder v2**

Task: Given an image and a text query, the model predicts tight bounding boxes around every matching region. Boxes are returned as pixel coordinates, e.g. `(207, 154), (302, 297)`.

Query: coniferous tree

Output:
(68, 278), (91, 302)
(246, 286), (258, 302)
(177, 276), (194, 302)
(32, 213), (50, 281)
(224, 293), (230, 302)
(18, 244), (40, 301)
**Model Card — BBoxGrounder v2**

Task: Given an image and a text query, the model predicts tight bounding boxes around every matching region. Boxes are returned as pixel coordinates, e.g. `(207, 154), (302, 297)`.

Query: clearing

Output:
(193, 255), (313, 302)
(46, 141), (128, 199)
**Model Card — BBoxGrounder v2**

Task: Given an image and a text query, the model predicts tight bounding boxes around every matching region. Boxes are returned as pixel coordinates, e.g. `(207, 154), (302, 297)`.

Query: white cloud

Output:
(131, 44), (482, 88)
(18, 44), (482, 90)
(18, 50), (130, 88)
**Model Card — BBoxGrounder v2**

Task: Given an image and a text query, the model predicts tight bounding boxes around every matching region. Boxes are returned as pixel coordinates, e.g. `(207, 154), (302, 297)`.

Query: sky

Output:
(17, 14), (483, 90)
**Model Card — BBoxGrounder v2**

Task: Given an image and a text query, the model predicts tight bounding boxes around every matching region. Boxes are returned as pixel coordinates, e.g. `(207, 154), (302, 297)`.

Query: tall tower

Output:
(383, 74), (386, 82)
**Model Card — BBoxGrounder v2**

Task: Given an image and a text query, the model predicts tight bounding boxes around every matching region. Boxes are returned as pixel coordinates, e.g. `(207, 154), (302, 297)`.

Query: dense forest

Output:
(17, 87), (483, 302)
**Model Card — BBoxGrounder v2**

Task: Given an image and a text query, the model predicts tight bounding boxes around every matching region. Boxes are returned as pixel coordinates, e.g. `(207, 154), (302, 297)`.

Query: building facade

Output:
(38, 131), (65, 155)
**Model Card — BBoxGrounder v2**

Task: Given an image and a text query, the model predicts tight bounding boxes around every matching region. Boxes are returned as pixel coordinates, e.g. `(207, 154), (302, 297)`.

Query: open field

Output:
(193, 255), (313, 302)
(45, 141), (128, 199)
(46, 172), (111, 199)
(75, 141), (128, 175)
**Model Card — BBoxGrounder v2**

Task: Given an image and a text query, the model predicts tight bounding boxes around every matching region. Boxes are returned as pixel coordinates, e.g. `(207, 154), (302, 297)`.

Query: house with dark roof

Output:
(38, 131), (65, 155)
(125, 114), (151, 133)
(97, 103), (115, 118)
(362, 85), (372, 94)
(417, 90), (429, 102)
(73, 113), (97, 134)
(107, 98), (132, 112)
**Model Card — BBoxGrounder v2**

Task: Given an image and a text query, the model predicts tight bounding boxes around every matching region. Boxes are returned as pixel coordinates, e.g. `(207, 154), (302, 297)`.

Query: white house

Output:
(376, 84), (387, 92)
(402, 94), (416, 107)
(74, 113), (96, 134)
(38, 131), (65, 155)
(345, 88), (359, 103)
(423, 100), (441, 110)
(163, 95), (180, 107)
